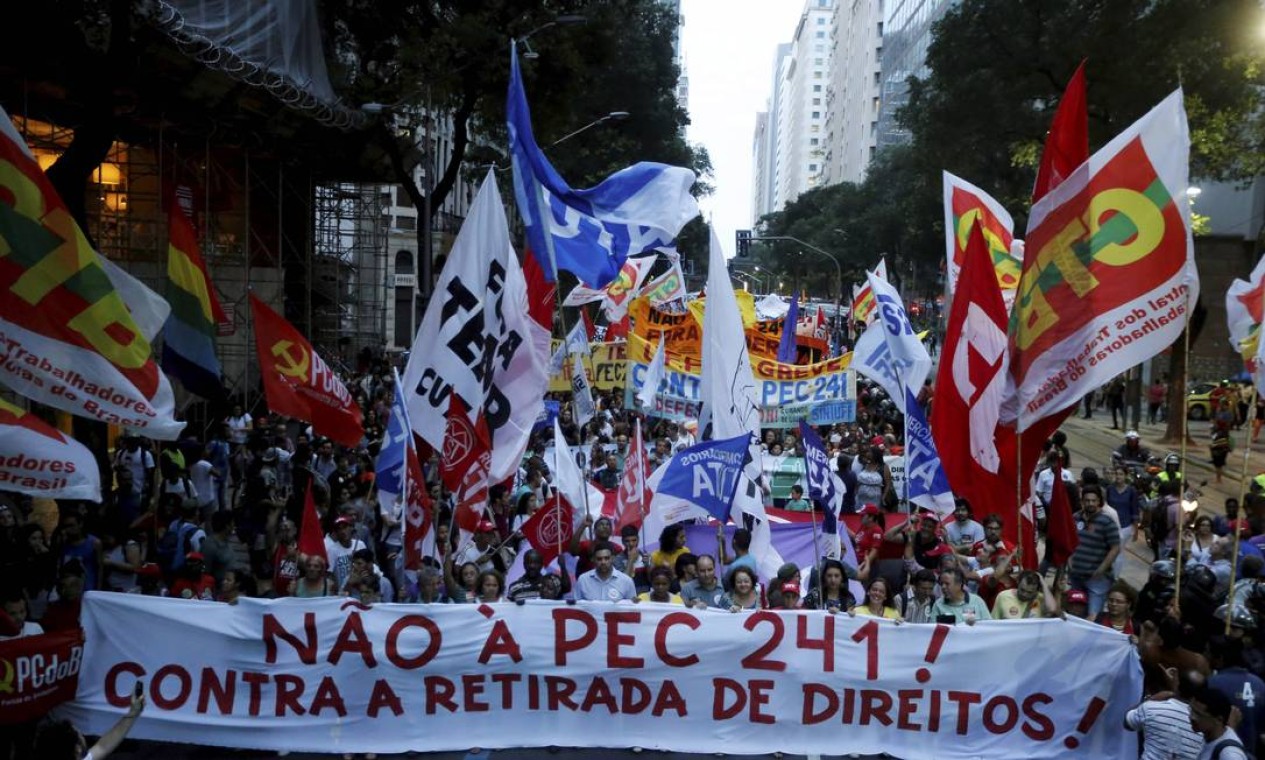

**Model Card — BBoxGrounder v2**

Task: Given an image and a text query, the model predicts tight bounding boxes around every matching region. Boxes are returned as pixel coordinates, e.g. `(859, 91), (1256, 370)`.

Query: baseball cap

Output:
(1065, 589), (1089, 605)
(923, 543), (954, 559)
(185, 551), (204, 562)
(1125, 430), (1140, 440)
(780, 580), (801, 595)
(917, 509), (940, 523)
(334, 516), (355, 527)
(857, 503), (881, 517)
(870, 435), (885, 447)
(476, 519), (498, 533)
(136, 563), (163, 579)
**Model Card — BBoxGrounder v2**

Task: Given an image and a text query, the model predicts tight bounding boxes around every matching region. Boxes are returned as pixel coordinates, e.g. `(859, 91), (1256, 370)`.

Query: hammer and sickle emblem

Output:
(0, 659), (14, 694)
(271, 340), (310, 379)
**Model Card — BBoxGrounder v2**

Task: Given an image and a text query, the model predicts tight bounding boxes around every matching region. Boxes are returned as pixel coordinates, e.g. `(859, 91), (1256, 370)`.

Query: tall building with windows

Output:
(751, 43), (791, 223)
(823, 0), (884, 184)
(875, 0), (956, 148)
(753, 0), (834, 224)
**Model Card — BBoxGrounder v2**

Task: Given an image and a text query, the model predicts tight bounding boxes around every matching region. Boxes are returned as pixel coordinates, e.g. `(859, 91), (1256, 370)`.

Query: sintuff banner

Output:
(64, 594), (1139, 758)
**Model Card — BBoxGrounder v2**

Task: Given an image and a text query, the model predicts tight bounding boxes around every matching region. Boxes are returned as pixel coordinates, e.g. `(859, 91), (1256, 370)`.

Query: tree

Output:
(323, 0), (710, 297)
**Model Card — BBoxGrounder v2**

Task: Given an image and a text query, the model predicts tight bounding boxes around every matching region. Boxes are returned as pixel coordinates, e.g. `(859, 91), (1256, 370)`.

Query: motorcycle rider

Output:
(1112, 430), (1152, 468)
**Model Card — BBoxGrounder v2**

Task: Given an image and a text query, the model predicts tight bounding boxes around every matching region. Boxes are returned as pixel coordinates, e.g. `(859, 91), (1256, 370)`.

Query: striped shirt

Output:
(1069, 510), (1120, 579)
(1125, 698), (1204, 760)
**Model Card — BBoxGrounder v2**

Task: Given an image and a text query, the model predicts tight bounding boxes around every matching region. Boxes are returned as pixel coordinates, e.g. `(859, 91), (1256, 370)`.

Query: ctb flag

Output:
(1008, 90), (1198, 430)
(249, 293), (364, 447)
(0, 108), (183, 439)
(941, 172), (1020, 305)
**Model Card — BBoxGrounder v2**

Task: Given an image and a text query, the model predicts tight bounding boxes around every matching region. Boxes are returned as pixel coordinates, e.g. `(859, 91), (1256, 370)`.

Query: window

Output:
(815, 31), (825, 39)
(395, 185), (413, 208)
(809, 164), (818, 172)
(810, 138), (820, 146)
(817, 16), (826, 24)
(813, 84), (822, 92)
(394, 215), (416, 231)
(812, 111), (820, 119)
(812, 98), (821, 105)
(813, 72), (822, 78)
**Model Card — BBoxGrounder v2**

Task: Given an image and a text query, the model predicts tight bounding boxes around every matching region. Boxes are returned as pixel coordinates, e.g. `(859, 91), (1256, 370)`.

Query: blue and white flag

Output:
(852, 320), (904, 405)
(647, 433), (753, 524)
(864, 269), (931, 410)
(798, 421), (844, 517)
(507, 42), (700, 288)
(376, 368), (412, 518)
(904, 387), (955, 516)
(777, 291), (800, 363)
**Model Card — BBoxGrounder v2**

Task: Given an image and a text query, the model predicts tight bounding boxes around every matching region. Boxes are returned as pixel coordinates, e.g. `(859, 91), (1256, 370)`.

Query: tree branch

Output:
(429, 90), (478, 219)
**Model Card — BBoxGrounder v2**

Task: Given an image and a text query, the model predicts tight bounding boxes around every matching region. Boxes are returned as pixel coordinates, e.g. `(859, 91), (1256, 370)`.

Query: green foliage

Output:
(761, 0), (1264, 296)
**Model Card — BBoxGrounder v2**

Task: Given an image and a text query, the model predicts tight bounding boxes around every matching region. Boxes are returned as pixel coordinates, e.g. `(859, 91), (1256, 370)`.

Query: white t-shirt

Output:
(227, 413), (252, 444)
(117, 448), (154, 495)
(162, 477), (198, 502)
(0, 621), (43, 640)
(190, 460), (216, 505)
(325, 536), (366, 589)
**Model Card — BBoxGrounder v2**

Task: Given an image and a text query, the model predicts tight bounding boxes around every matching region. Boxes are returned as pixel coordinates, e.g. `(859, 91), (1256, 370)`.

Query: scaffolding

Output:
(311, 183), (389, 370)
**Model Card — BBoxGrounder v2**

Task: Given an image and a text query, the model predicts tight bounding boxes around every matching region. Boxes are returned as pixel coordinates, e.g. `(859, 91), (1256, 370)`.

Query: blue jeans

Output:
(1071, 574), (1113, 619)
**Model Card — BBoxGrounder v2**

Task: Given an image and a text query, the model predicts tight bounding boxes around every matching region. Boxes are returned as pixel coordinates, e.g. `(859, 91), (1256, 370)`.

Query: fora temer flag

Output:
(250, 293), (364, 448)
(0, 397), (101, 501)
(401, 171), (549, 482)
(1007, 89), (1199, 431)
(0, 107), (183, 439)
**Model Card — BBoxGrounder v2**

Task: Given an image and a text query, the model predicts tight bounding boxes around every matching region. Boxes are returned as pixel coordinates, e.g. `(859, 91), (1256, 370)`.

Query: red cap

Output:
(918, 509), (940, 523)
(334, 516), (354, 527)
(1065, 589), (1089, 605)
(185, 551), (204, 562)
(923, 543), (954, 559)
(780, 580), (801, 596)
(858, 503), (881, 517)
(870, 435), (885, 447)
(136, 563), (163, 578)
(476, 519), (498, 534)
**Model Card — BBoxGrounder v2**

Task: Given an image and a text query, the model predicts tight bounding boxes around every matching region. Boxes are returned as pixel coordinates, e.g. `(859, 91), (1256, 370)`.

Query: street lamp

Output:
(549, 111), (631, 147)
(519, 15), (588, 59)
(752, 235), (843, 305)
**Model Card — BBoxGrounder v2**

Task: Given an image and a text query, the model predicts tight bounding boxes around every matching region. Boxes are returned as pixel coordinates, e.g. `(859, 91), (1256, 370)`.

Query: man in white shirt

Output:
(325, 515), (367, 590)
(574, 542), (636, 602)
(0, 594), (43, 639)
(944, 499), (986, 556)
(1190, 686), (1249, 759)
(113, 437), (154, 498)
(189, 447), (219, 519)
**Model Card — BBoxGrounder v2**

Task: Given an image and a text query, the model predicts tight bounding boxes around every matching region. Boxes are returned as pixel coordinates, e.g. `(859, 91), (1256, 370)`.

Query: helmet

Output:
(1125, 430), (1140, 440)
(1150, 560), (1177, 581)
(1214, 603), (1258, 631)
(1165, 453), (1181, 466)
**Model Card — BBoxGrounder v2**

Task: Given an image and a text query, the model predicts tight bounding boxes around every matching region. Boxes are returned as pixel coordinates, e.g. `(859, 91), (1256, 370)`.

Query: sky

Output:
(680, 0), (804, 255)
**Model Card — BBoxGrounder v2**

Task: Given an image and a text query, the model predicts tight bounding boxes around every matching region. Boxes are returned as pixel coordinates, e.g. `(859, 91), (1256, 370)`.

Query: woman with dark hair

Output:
(852, 577), (903, 621)
(637, 566), (682, 604)
(510, 491), (538, 536)
(720, 566), (762, 612)
(805, 559), (856, 613)
(651, 524), (691, 570)
(475, 569), (504, 603)
(444, 558), (480, 603)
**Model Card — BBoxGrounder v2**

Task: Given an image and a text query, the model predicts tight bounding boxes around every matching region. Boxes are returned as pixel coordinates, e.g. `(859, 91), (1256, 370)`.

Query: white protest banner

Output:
(65, 593), (1140, 758)
(885, 455), (906, 501)
(0, 398), (101, 501)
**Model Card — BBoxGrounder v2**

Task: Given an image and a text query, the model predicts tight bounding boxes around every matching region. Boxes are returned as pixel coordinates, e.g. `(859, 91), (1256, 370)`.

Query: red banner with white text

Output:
(0, 629), (85, 724)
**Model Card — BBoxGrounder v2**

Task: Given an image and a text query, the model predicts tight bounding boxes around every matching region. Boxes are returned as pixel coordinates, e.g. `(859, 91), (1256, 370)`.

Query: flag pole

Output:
(807, 491), (824, 610)
(1227, 385), (1255, 635)
(1174, 289), (1193, 605)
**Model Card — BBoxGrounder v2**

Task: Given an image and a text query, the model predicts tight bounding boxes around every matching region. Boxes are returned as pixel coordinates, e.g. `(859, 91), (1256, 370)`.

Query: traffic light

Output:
(735, 229), (752, 258)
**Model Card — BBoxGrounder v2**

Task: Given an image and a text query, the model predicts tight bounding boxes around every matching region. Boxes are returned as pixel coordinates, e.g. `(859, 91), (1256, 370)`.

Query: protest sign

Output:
(64, 593), (1140, 758)
(548, 342), (627, 393)
(1, 629), (85, 724)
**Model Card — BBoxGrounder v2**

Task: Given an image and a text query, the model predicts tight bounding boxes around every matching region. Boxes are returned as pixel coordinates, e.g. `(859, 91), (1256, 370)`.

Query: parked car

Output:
(1186, 382), (1217, 420)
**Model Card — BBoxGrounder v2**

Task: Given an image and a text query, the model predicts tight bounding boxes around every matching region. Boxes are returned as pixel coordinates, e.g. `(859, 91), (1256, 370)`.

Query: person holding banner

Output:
(33, 685), (145, 760)
(803, 559), (856, 614)
(852, 577), (903, 621)
(574, 542), (636, 602)
(720, 566), (762, 612)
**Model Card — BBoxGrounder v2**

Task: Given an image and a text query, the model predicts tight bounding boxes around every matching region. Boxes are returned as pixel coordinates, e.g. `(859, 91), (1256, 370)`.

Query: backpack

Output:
(1211, 738), (1245, 760)
(157, 520), (197, 571)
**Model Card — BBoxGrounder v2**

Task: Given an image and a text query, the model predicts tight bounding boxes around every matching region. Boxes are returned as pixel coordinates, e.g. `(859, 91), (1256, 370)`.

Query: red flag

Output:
(1044, 465), (1080, 567)
(613, 419), (651, 532)
(403, 441), (435, 570)
(298, 482), (327, 564)
(1032, 60), (1088, 204)
(931, 221), (1017, 546)
(250, 294), (364, 447)
(605, 314), (630, 340)
(579, 304), (597, 341)
(522, 249), (556, 330)
(519, 494), (577, 566)
(440, 394), (483, 492)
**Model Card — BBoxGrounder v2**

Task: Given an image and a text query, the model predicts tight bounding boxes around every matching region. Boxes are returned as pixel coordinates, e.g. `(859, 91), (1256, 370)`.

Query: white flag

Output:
(549, 419), (603, 524)
(864, 268), (931, 408)
(563, 256), (656, 320)
(570, 354), (596, 429)
(549, 321), (590, 375)
(637, 339), (666, 410)
(401, 171), (549, 481)
(1226, 256), (1265, 390)
(700, 227), (783, 581)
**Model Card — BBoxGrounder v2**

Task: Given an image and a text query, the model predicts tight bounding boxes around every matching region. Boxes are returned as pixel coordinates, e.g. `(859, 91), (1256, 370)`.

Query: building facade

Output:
(875, 0), (956, 149)
(822, 0), (884, 185)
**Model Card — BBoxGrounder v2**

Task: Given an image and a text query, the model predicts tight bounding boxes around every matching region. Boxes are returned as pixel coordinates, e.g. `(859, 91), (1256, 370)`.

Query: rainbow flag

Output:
(161, 206), (226, 399)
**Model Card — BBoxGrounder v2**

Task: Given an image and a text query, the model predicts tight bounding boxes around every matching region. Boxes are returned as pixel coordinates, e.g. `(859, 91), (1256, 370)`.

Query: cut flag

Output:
(850, 259), (886, 325)
(1226, 256), (1265, 390)
(0, 107), (183, 439)
(563, 255), (657, 321)
(636, 338), (666, 411)
(799, 421), (864, 601)
(613, 418), (651, 532)
(1032, 60), (1089, 205)
(507, 41), (699, 288)
(376, 368), (434, 569)
(161, 201), (226, 400)
(646, 434), (753, 524)
(941, 172), (1020, 305)
(250, 293), (364, 448)
(519, 492), (576, 567)
(1044, 465), (1080, 567)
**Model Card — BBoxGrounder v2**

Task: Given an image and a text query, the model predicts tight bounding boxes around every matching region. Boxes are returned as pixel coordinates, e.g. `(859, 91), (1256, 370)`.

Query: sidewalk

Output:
(1057, 413), (1262, 590)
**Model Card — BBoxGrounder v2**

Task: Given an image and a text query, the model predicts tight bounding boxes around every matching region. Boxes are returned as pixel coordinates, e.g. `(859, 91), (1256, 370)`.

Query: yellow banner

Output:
(548, 342), (627, 392)
(625, 334), (850, 379)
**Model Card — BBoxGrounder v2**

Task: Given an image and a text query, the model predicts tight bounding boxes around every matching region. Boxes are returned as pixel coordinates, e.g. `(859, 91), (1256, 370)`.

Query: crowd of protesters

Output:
(2, 354), (1263, 758)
